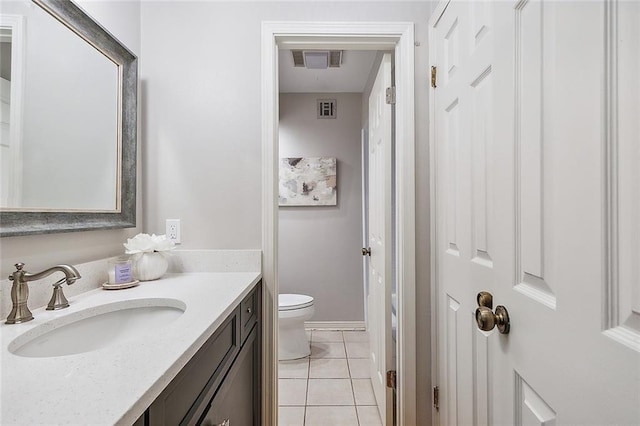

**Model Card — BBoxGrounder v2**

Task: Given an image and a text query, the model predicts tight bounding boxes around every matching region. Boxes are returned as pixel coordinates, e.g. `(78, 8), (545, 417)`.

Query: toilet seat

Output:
(279, 294), (314, 311)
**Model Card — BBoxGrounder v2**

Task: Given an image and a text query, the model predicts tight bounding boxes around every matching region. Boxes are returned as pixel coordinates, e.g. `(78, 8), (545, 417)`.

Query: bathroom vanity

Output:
(0, 272), (262, 425)
(144, 280), (261, 425)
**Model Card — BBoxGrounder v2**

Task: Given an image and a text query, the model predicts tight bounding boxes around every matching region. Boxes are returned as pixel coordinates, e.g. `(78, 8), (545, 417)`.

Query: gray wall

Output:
(0, 42), (11, 80)
(0, 0), (142, 280)
(278, 93), (364, 322)
(140, 2), (431, 249)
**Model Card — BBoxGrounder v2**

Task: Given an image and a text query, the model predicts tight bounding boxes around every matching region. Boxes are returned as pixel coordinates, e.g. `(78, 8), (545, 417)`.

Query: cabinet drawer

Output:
(240, 282), (260, 344)
(148, 307), (240, 425)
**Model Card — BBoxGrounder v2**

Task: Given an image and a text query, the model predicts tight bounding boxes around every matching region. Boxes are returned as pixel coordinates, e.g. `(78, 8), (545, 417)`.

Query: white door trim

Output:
(427, 5), (447, 425)
(361, 128), (369, 326)
(261, 21), (416, 426)
(427, 19), (438, 426)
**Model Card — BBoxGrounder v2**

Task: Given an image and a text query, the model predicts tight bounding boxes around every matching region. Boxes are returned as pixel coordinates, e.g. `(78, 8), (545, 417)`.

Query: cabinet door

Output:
(198, 325), (260, 426)
(149, 308), (240, 425)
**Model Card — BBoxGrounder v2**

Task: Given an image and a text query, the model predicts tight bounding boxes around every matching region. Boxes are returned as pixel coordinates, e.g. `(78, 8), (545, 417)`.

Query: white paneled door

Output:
(431, 1), (640, 425)
(367, 52), (393, 426)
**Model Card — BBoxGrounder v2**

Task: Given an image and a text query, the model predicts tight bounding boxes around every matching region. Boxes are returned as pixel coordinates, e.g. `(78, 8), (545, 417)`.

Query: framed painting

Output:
(279, 157), (337, 206)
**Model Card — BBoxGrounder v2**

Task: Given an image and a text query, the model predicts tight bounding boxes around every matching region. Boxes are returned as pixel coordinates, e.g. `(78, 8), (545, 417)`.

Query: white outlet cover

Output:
(166, 219), (181, 244)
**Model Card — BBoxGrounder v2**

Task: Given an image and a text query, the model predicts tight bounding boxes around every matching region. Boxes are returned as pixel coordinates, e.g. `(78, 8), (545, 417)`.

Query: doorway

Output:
(261, 22), (417, 425)
(276, 51), (386, 425)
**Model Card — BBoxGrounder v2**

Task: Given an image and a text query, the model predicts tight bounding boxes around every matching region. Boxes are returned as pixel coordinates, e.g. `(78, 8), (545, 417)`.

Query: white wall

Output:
(141, 2), (433, 423)
(279, 93), (363, 322)
(0, 0), (142, 294)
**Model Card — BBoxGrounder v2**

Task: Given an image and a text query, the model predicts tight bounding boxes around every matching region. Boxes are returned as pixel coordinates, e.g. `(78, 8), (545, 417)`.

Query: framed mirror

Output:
(0, 0), (137, 237)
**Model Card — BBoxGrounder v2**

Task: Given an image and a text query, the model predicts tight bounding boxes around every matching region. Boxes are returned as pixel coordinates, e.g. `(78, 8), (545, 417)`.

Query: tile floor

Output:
(278, 330), (383, 426)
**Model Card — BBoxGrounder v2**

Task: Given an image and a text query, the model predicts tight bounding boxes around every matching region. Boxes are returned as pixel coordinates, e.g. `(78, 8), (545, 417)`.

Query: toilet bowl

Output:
(278, 294), (314, 360)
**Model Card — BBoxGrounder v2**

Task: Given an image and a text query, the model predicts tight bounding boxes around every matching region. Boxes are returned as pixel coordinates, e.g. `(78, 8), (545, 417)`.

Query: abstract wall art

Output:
(279, 157), (337, 206)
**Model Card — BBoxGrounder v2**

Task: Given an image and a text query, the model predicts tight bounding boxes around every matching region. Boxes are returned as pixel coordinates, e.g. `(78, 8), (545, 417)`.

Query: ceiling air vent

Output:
(328, 50), (342, 68)
(291, 50), (343, 69)
(317, 99), (337, 119)
(304, 51), (329, 69)
(292, 50), (305, 67)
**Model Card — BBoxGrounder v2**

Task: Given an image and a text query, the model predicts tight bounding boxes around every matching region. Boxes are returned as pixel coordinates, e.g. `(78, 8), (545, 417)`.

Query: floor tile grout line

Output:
(303, 400), (307, 425)
(304, 354), (309, 425)
(305, 327), (310, 426)
(344, 330), (362, 425)
(344, 330), (360, 424)
(342, 331), (349, 362)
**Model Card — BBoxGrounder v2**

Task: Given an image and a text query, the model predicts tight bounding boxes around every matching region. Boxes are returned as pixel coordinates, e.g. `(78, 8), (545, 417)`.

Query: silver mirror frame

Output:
(0, 0), (137, 237)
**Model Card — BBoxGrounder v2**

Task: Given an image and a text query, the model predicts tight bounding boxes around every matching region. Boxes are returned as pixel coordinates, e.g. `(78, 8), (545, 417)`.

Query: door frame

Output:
(361, 128), (369, 325)
(428, 2), (451, 425)
(261, 21), (416, 425)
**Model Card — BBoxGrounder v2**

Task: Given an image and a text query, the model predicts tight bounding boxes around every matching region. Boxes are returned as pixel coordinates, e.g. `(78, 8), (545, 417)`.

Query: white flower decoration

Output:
(124, 233), (176, 254)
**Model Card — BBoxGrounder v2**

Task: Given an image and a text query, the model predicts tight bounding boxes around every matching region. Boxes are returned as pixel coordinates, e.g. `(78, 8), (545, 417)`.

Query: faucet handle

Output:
(51, 277), (66, 288)
(47, 278), (70, 310)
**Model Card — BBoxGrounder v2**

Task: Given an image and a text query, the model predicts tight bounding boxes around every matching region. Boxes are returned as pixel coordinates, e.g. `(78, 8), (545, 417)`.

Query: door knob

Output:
(475, 291), (510, 334)
(477, 291), (493, 309)
(362, 247), (371, 256)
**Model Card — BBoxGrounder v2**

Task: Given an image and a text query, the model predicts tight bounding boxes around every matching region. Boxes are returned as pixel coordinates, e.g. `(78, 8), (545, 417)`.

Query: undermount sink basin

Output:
(8, 298), (186, 358)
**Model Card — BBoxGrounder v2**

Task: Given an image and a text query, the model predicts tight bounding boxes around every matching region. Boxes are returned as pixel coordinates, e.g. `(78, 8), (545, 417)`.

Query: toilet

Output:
(278, 294), (315, 360)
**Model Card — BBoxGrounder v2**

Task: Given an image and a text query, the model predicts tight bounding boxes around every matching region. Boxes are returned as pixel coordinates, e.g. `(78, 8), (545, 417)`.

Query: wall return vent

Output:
(317, 99), (337, 119)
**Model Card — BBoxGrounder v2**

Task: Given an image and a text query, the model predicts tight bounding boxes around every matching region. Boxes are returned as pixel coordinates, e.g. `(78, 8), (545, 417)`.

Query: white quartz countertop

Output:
(0, 272), (261, 425)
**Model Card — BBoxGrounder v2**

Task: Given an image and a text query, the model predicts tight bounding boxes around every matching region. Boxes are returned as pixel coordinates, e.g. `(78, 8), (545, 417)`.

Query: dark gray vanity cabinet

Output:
(197, 322), (260, 426)
(144, 282), (261, 426)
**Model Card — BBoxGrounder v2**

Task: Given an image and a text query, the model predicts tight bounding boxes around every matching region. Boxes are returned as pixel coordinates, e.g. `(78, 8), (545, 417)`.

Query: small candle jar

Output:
(108, 257), (133, 284)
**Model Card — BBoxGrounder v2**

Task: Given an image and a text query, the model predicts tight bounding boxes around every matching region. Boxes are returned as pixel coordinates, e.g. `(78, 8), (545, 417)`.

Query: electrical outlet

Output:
(166, 219), (181, 244)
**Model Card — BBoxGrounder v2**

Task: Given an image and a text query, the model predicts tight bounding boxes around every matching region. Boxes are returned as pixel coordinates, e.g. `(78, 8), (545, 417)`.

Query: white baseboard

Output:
(304, 321), (366, 331)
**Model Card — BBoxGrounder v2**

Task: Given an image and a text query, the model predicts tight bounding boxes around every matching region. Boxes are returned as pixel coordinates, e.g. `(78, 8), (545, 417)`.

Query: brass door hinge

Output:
(386, 87), (396, 105)
(386, 370), (397, 389)
(431, 66), (437, 88)
(433, 385), (440, 411)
